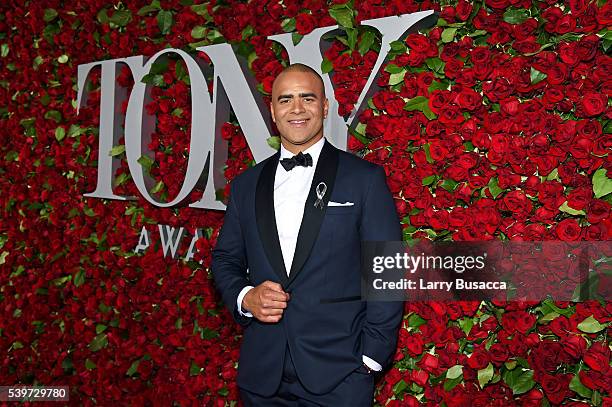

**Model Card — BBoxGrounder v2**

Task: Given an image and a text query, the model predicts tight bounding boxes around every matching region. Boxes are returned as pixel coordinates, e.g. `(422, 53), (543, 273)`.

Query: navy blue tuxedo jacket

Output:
(212, 140), (403, 396)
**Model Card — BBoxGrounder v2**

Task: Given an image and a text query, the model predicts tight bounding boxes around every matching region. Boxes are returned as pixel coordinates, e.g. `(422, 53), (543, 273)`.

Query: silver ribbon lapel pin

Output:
(314, 182), (327, 210)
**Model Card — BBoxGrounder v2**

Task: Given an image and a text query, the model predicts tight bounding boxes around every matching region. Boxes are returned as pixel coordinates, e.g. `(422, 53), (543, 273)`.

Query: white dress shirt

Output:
(235, 137), (381, 372)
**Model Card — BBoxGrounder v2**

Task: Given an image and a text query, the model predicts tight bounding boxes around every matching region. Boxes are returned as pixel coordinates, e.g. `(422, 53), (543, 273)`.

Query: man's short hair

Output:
(277, 63), (325, 96)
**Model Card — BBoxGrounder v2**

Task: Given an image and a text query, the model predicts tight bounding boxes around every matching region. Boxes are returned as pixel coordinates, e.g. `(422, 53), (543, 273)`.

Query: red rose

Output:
(408, 369), (428, 387)
(405, 334), (424, 356)
(502, 311), (536, 334)
(579, 92), (607, 117)
(295, 13), (316, 35)
(541, 374), (571, 405)
(438, 104), (465, 125)
(559, 42), (580, 65)
(567, 186), (593, 210)
(489, 343), (509, 365)
(555, 219), (583, 241)
(584, 342), (610, 372)
(502, 190), (533, 220)
(585, 223), (609, 240)
(455, 88), (482, 111)
(586, 199), (611, 224)
(466, 349), (489, 369)
(560, 335), (587, 360)
(456, 0), (473, 21)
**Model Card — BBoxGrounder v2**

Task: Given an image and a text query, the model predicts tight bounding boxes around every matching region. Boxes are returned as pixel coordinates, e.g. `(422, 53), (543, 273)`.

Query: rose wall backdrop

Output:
(1, 0), (611, 405)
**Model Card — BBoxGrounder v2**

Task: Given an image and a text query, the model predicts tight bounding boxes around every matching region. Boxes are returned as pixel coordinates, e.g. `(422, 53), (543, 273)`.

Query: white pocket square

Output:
(328, 201), (354, 207)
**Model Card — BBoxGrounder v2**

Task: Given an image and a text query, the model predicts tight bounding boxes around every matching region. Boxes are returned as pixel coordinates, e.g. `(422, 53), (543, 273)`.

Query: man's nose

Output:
(291, 99), (305, 113)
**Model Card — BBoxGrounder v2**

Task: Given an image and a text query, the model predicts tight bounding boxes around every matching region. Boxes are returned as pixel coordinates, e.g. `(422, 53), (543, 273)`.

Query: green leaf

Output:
(190, 360), (202, 376)
(191, 25), (207, 39)
(458, 317), (474, 335)
(44, 8), (59, 22)
(97, 8), (109, 24)
(292, 32), (303, 45)
(55, 127), (66, 142)
(404, 96), (436, 120)
(441, 179), (459, 192)
(73, 269), (85, 287)
(446, 365), (463, 380)
(137, 155), (154, 171)
(96, 324), (107, 334)
(267, 136), (280, 150)
(469, 29), (488, 37)
(190, 3), (211, 19)
(503, 9), (530, 24)
(109, 9), (132, 27)
(389, 40), (406, 53)
(570, 374), (593, 398)
(141, 73), (165, 86)
(329, 6), (353, 28)
(592, 168), (612, 198)
(425, 58), (445, 75)
(157, 10), (173, 35)
(85, 359), (96, 370)
(502, 368), (534, 395)
(346, 28), (358, 50)
(151, 180), (164, 194)
(404, 96), (429, 110)
(57, 54), (69, 64)
(478, 363), (494, 388)
(488, 177), (503, 199)
(428, 80), (450, 92)
(44, 110), (62, 122)
(88, 333), (108, 352)
(389, 70), (406, 86)
(530, 67), (547, 84)
(385, 64), (404, 74)
(281, 17), (296, 33)
(109, 145), (125, 156)
(138, 0), (161, 15)
(422, 175), (437, 186)
(0, 44), (9, 57)
(126, 359), (140, 376)
(359, 31), (376, 55)
(444, 374), (463, 391)
(423, 143), (434, 164)
(407, 313), (427, 328)
(577, 315), (607, 333)
(559, 201), (586, 216)
(442, 27), (457, 43)
(393, 379), (409, 396)
(321, 58), (333, 74)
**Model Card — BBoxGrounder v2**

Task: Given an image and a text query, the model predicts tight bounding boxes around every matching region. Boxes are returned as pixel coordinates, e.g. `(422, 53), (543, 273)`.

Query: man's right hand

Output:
(242, 281), (290, 323)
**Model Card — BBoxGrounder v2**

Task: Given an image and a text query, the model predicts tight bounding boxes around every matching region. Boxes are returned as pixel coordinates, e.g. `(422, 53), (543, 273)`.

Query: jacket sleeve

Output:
(211, 181), (252, 327)
(359, 165), (404, 368)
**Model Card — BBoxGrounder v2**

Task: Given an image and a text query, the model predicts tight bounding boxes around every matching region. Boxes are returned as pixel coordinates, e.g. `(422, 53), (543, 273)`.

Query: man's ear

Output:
(270, 102), (276, 123)
(323, 98), (329, 119)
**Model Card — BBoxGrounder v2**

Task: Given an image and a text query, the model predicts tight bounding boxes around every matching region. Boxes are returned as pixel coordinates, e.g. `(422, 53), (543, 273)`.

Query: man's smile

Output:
(287, 119), (309, 127)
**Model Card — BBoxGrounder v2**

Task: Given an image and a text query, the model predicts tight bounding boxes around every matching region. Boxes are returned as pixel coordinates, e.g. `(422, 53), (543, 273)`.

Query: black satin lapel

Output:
(287, 140), (339, 287)
(255, 153), (288, 285)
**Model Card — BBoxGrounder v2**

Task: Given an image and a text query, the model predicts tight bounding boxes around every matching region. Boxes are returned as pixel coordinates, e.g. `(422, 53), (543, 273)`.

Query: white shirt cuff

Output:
(362, 355), (382, 371)
(237, 286), (254, 317)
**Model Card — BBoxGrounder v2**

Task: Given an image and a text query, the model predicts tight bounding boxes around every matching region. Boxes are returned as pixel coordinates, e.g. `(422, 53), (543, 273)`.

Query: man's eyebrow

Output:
(276, 92), (318, 101)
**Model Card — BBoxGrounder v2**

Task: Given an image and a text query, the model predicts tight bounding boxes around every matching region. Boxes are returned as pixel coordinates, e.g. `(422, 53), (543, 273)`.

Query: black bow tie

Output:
(280, 152), (313, 171)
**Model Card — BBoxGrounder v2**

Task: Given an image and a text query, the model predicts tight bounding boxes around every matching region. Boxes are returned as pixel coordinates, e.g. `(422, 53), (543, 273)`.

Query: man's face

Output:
(270, 70), (329, 154)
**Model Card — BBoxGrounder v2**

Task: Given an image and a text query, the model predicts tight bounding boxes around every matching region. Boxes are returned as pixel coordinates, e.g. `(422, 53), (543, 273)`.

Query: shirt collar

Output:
(279, 137), (325, 167)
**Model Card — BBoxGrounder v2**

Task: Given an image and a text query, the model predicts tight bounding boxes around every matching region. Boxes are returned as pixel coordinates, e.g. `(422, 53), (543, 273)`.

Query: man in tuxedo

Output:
(212, 63), (403, 406)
